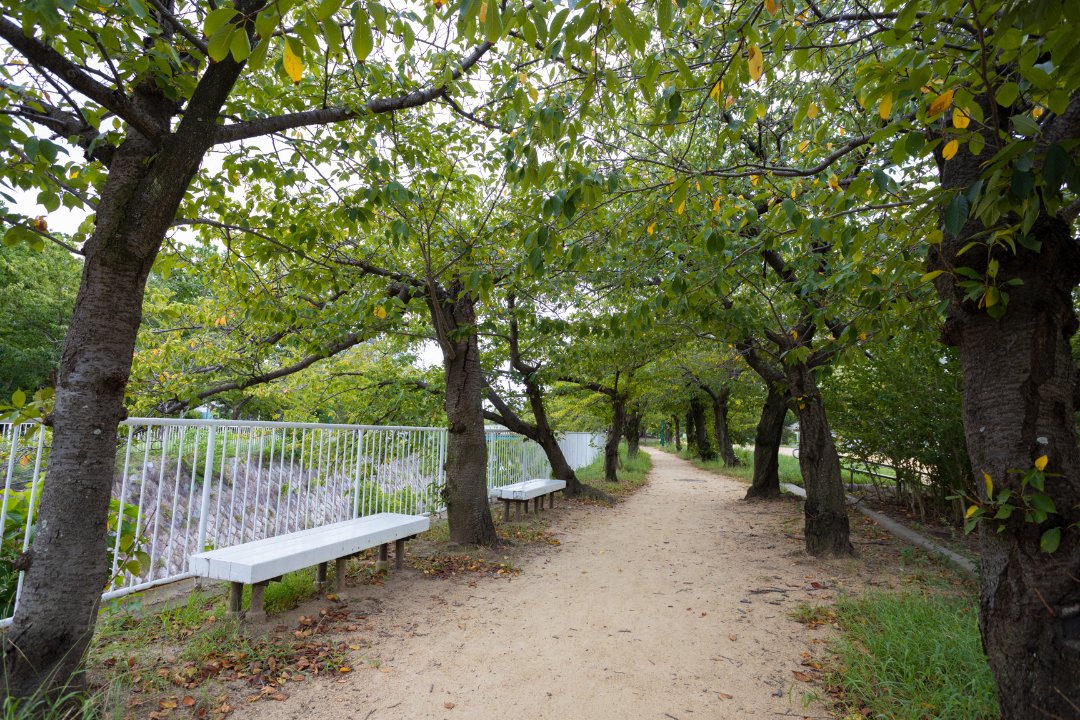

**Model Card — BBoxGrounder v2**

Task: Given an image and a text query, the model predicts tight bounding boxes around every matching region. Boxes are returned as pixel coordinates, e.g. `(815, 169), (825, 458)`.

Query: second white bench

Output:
(492, 479), (567, 521)
(189, 512), (429, 622)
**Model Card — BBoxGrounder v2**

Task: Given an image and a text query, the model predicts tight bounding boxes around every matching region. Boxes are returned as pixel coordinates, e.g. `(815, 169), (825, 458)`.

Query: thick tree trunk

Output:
(710, 389), (739, 467)
(685, 408), (696, 453)
(786, 361), (853, 557)
(673, 415), (681, 452)
(623, 406), (643, 459)
(604, 397), (626, 483)
(690, 398), (714, 461)
(744, 388), (787, 501)
(928, 95), (1080, 717)
(437, 289), (497, 547)
(1, 76), (244, 694)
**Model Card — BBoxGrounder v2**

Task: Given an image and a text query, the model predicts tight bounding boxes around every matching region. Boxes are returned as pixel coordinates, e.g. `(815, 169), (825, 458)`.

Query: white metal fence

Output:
(0, 419), (603, 623)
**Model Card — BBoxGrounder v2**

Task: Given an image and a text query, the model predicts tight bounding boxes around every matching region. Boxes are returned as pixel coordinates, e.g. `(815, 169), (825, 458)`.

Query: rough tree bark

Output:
(433, 286), (497, 547)
(605, 394), (626, 483)
(744, 387), (788, 501)
(689, 397), (714, 460)
(623, 404), (644, 459)
(673, 415), (682, 452)
(785, 361), (853, 557)
(701, 385), (738, 467)
(926, 92), (1080, 717)
(685, 407), (696, 453)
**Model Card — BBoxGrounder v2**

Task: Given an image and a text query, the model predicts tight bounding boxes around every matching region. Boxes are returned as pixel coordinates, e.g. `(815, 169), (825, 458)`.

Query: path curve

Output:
(240, 447), (824, 720)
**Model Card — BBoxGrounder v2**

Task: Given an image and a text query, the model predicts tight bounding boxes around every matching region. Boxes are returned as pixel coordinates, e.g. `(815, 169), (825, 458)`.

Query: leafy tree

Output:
(0, 242), (80, 396)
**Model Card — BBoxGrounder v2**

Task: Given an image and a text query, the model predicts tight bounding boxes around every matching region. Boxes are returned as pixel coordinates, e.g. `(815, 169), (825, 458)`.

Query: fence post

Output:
(353, 429), (364, 519)
(196, 425), (216, 555)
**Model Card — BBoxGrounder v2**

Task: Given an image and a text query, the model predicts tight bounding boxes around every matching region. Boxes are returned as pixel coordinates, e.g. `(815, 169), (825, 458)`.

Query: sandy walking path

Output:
(240, 447), (824, 720)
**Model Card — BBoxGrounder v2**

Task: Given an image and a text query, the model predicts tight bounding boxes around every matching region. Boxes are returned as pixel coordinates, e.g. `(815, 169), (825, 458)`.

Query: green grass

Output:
(659, 444), (895, 489)
(824, 591), (999, 719)
(575, 442), (652, 500)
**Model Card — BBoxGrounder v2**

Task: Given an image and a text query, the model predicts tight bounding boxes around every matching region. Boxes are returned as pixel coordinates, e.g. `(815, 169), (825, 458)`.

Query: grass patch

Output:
(575, 441), (652, 500)
(820, 591), (998, 719)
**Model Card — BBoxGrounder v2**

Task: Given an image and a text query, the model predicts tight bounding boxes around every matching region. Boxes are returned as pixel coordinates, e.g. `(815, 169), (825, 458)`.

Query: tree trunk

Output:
(786, 361), (853, 557)
(1, 76), (244, 695)
(436, 288), (497, 547)
(927, 94), (1080, 717)
(710, 389), (739, 467)
(744, 388), (787, 501)
(673, 415), (682, 452)
(604, 397), (626, 483)
(690, 398), (714, 460)
(685, 408), (696, 453)
(623, 406), (643, 459)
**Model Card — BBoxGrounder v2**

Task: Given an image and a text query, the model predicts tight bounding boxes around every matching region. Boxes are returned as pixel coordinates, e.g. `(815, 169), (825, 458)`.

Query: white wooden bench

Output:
(189, 512), (429, 622)
(492, 479), (567, 521)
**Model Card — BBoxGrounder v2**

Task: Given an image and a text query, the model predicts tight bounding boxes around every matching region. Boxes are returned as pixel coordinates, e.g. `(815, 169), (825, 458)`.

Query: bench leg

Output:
(226, 581), (243, 621)
(549, 491), (555, 509)
(248, 581), (269, 624)
(533, 497), (540, 514)
(314, 561), (329, 591)
(375, 543), (389, 572)
(515, 500), (522, 522)
(503, 499), (510, 522)
(335, 557), (347, 594)
(395, 538), (405, 571)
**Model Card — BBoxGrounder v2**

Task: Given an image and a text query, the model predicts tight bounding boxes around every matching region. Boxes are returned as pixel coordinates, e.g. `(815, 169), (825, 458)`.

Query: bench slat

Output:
(494, 479), (566, 501)
(189, 513), (429, 584)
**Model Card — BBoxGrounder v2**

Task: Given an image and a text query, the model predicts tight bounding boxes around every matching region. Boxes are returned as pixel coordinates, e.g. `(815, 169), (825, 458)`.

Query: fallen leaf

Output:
(349, 645), (360, 650)
(339, 667), (352, 673)
(793, 671), (812, 682)
(445, 702), (455, 709)
(160, 700), (178, 709)
(275, 625), (287, 632)
(272, 695), (288, 701)
(718, 692), (733, 699)
(182, 697), (196, 707)
(811, 582), (825, 589)
(380, 669), (389, 674)
(729, 634), (737, 641)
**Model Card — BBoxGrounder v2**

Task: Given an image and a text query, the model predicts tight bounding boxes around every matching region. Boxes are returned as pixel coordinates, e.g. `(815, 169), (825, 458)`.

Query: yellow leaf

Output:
(879, 94), (892, 120)
(859, 332), (866, 341)
(984, 473), (993, 499)
(807, 103), (819, 119)
(1035, 455), (1048, 471)
(798, 140), (809, 152)
(648, 222), (655, 235)
(751, 175), (759, 185)
(374, 306), (386, 319)
(339, 667), (352, 673)
(677, 200), (685, 214)
(748, 46), (763, 83)
(952, 106), (970, 129)
(765, 0), (778, 13)
(710, 82), (721, 102)
(966, 505), (979, 518)
(725, 95), (734, 109)
(518, 72), (527, 83)
(528, 85), (538, 102)
(479, 2), (487, 21)
(828, 174), (839, 190)
(928, 89), (954, 117)
(942, 140), (959, 160)
(1033, 106), (1043, 118)
(283, 39), (303, 83)
(712, 197), (720, 214)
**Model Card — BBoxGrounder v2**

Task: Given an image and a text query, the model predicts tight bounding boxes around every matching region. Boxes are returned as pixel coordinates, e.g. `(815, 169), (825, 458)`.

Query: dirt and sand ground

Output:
(211, 446), (886, 720)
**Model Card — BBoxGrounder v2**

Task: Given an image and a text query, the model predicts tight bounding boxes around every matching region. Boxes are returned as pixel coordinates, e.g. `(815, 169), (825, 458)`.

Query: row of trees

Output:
(2, 0), (1079, 713)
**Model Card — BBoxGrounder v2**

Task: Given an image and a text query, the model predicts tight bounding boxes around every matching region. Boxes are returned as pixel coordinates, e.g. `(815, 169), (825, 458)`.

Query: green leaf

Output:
(1030, 493), (1057, 514)
(1040, 526), (1061, 553)
(943, 194), (970, 236)
(204, 7), (239, 37)
(484, 0), (504, 42)
(920, 270), (944, 282)
(656, 0), (672, 34)
(1011, 114), (1042, 137)
(207, 23), (236, 62)
(314, 0), (343, 21)
(352, 12), (373, 61)
(1043, 144), (1071, 191)
(230, 29), (251, 61)
(995, 82), (1020, 108)
(12, 389), (25, 408)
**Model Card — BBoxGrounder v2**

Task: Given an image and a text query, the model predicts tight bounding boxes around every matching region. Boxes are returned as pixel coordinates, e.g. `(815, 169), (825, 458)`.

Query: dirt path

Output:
(236, 447), (827, 720)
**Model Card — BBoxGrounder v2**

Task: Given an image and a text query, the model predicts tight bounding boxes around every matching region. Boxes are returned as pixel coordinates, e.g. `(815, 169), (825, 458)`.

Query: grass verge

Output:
(574, 441), (652, 500)
(803, 590), (998, 719)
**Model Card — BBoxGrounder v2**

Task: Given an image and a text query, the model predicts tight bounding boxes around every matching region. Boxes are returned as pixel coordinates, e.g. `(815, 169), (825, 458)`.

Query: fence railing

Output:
(0, 419), (603, 624)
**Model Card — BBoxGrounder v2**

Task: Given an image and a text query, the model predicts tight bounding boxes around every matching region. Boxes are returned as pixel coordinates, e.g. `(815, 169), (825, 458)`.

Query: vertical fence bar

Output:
(0, 423), (21, 536)
(196, 425), (216, 554)
(12, 426), (47, 613)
